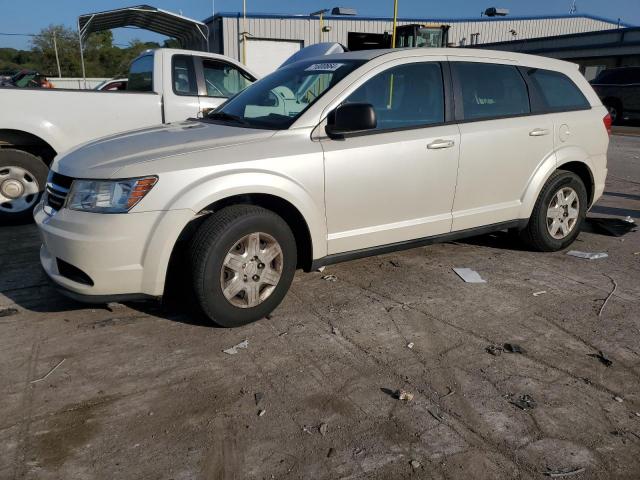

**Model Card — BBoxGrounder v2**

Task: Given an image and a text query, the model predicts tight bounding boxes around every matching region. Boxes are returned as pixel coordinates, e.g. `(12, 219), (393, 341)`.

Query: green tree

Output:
(0, 24), (179, 80)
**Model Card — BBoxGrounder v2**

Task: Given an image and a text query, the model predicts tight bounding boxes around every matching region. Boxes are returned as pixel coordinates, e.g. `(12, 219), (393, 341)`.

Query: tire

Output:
(520, 170), (587, 252)
(604, 99), (623, 125)
(189, 205), (297, 327)
(0, 149), (49, 224)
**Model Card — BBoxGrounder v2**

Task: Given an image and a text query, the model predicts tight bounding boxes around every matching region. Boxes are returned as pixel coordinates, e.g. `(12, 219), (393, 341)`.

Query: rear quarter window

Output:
(451, 62), (530, 121)
(525, 69), (590, 112)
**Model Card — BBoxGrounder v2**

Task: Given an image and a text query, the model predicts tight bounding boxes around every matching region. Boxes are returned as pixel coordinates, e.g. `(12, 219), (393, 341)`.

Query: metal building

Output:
(469, 26), (640, 80)
(204, 12), (629, 75)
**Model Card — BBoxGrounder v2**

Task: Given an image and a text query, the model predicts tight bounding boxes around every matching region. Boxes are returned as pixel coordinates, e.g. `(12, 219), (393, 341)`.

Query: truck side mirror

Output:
(325, 103), (377, 139)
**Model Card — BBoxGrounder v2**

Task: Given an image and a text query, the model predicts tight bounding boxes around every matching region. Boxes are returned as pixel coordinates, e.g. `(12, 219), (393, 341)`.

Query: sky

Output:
(1, 0), (639, 50)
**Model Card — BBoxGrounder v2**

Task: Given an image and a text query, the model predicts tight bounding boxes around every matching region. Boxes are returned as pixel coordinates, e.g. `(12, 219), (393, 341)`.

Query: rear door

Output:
(449, 59), (554, 231)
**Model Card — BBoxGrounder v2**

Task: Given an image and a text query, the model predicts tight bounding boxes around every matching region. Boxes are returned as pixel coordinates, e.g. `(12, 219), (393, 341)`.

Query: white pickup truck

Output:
(0, 48), (257, 221)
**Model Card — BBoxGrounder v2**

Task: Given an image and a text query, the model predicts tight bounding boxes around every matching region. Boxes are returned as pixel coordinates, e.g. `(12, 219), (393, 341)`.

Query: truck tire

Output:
(520, 170), (587, 252)
(0, 149), (48, 224)
(189, 205), (297, 327)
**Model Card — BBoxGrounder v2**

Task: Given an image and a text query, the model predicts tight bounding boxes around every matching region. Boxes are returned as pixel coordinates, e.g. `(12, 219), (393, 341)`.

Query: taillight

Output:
(603, 113), (612, 136)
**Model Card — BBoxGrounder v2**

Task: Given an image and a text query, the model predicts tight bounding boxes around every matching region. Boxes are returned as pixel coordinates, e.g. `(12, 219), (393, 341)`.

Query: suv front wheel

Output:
(189, 205), (297, 327)
(520, 170), (588, 252)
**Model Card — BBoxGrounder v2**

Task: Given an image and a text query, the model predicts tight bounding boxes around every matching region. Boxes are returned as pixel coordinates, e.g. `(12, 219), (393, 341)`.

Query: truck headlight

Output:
(66, 177), (158, 213)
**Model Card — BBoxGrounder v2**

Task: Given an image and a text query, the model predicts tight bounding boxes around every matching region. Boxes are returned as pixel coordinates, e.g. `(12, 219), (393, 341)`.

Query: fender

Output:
(138, 170), (327, 296)
(174, 169), (326, 256)
(518, 145), (594, 219)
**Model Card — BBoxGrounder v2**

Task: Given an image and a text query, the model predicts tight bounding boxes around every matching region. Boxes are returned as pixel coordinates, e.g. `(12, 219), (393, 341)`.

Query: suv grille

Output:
(45, 172), (74, 212)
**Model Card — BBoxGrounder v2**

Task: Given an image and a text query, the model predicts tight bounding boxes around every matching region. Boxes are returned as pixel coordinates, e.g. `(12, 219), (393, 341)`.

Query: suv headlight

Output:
(66, 176), (158, 213)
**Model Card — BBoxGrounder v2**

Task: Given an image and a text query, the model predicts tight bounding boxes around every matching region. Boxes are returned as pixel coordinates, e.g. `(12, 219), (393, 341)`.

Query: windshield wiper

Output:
(206, 111), (249, 126)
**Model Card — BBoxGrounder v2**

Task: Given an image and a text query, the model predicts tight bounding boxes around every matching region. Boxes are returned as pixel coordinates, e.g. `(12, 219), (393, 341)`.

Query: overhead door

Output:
(245, 39), (303, 77)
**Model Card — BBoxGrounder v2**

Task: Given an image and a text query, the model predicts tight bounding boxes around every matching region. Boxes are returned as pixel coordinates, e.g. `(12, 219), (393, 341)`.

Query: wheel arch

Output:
(557, 160), (595, 207)
(195, 193), (315, 271)
(0, 129), (57, 166)
(520, 151), (596, 221)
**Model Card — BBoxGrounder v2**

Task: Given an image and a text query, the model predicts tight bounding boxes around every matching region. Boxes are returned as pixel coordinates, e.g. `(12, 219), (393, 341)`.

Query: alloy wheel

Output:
(220, 232), (284, 308)
(546, 187), (580, 239)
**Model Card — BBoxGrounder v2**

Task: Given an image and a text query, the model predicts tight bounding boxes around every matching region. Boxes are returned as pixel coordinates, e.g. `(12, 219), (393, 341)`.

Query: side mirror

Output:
(325, 103), (377, 139)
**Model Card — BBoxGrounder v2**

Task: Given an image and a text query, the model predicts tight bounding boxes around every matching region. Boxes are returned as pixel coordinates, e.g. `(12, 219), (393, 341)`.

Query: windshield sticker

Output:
(305, 63), (345, 72)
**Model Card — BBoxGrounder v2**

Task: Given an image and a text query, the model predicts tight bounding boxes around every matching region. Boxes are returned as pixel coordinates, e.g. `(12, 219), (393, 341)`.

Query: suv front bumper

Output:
(34, 203), (195, 300)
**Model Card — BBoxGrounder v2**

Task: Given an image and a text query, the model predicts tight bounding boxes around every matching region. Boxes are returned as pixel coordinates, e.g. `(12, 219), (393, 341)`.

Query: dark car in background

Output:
(590, 66), (640, 125)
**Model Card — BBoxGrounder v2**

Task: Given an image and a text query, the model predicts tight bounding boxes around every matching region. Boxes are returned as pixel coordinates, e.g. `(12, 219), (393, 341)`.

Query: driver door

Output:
(321, 59), (460, 254)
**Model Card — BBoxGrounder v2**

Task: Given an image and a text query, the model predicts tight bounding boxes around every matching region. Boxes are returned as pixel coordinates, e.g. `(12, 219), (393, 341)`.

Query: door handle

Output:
(427, 139), (455, 149)
(529, 128), (550, 136)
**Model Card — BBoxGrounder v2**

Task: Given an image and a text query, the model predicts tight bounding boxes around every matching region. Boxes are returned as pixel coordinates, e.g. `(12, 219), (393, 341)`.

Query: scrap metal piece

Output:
(452, 268), (486, 283)
(566, 250), (608, 260)
(223, 339), (249, 355)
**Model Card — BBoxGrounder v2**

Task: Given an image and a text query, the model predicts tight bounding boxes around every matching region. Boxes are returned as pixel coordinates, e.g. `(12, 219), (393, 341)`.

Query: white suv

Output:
(35, 48), (610, 327)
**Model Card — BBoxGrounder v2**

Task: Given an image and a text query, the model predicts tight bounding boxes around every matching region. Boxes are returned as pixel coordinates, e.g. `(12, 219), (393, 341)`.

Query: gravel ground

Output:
(1, 135), (639, 480)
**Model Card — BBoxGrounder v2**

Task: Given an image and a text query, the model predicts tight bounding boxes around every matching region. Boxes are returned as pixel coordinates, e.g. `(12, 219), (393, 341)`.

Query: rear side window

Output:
(452, 62), (530, 120)
(172, 55), (198, 96)
(128, 55), (153, 92)
(344, 62), (445, 131)
(525, 69), (590, 111)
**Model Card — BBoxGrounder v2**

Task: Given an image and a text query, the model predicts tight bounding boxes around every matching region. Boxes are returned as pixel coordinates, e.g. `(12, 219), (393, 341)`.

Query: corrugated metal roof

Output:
(203, 12), (633, 28)
(78, 5), (209, 50)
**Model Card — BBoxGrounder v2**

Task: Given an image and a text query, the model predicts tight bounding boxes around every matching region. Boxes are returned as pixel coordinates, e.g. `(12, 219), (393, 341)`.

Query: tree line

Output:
(0, 25), (180, 78)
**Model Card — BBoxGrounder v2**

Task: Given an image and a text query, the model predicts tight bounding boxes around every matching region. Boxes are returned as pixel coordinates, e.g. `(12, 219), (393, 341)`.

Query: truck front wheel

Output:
(0, 149), (48, 224)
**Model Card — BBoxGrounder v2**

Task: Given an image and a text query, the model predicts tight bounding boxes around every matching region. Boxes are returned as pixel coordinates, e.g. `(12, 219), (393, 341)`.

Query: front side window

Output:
(205, 59), (365, 130)
(202, 60), (253, 98)
(343, 62), (444, 131)
(525, 68), (590, 111)
(452, 62), (530, 120)
(128, 55), (153, 92)
(172, 55), (198, 96)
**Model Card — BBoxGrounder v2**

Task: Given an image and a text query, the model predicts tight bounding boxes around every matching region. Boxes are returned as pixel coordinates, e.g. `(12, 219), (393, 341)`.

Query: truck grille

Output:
(45, 172), (74, 212)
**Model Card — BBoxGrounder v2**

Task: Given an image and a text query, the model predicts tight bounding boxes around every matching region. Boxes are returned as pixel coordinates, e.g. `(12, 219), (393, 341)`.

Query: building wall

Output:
(208, 14), (623, 61)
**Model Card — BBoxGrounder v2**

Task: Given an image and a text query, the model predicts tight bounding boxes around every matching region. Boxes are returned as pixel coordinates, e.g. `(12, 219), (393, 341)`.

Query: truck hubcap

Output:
(0, 166), (40, 213)
(220, 232), (283, 308)
(546, 187), (579, 240)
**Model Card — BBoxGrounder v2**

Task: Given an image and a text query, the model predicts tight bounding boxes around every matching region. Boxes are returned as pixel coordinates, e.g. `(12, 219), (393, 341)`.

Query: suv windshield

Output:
(204, 59), (365, 130)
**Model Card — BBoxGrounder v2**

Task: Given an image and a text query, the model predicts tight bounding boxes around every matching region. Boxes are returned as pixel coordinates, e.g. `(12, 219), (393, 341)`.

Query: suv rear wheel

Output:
(520, 170), (587, 252)
(0, 149), (48, 224)
(189, 205), (297, 327)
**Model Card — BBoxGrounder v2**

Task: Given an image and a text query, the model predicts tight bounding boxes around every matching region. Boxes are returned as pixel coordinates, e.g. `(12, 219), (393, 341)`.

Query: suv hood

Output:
(53, 120), (276, 179)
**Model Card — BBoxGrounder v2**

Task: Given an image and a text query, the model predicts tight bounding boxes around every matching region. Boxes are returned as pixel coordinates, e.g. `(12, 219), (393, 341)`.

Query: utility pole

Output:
(391, 0), (399, 47)
(53, 31), (62, 78)
(242, 0), (247, 65)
